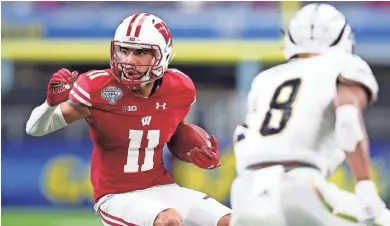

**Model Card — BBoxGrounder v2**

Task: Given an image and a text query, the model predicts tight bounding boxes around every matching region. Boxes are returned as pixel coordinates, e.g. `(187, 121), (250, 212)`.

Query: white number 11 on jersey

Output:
(124, 129), (160, 173)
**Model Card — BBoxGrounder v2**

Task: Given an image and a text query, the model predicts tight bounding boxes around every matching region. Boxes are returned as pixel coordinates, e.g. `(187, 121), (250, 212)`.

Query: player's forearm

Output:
(335, 104), (371, 181)
(345, 138), (371, 181)
(26, 101), (68, 136)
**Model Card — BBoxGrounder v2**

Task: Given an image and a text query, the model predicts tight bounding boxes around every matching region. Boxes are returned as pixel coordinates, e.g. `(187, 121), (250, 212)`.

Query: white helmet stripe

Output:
(126, 13), (141, 36)
(129, 13), (148, 37)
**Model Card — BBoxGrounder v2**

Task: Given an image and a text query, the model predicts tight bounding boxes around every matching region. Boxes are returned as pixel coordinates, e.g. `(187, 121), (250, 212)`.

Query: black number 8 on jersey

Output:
(260, 78), (302, 136)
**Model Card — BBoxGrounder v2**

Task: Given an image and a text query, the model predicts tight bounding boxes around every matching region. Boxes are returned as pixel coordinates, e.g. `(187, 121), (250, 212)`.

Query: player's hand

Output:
(355, 180), (386, 224)
(187, 135), (220, 169)
(46, 68), (79, 106)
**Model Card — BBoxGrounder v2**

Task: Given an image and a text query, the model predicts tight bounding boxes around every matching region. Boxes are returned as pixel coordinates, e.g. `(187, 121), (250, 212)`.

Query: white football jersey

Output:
(234, 52), (378, 176)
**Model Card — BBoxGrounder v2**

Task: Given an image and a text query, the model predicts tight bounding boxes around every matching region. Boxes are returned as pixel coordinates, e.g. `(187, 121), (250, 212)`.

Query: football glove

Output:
(46, 68), (78, 106)
(187, 135), (220, 169)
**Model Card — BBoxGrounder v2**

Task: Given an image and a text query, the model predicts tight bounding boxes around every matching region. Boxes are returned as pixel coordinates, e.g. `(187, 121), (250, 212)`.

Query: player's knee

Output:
(154, 208), (182, 226)
(217, 213), (231, 226)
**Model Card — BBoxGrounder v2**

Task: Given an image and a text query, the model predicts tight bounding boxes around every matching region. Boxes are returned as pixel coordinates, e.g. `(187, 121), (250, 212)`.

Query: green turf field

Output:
(2, 208), (101, 226)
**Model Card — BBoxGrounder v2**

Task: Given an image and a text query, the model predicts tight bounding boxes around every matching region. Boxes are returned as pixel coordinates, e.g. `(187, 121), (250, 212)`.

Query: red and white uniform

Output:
(70, 68), (193, 202)
(69, 68), (231, 226)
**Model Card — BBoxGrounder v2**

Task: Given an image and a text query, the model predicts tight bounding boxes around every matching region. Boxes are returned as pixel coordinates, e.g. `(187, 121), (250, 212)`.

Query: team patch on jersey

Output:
(101, 86), (123, 105)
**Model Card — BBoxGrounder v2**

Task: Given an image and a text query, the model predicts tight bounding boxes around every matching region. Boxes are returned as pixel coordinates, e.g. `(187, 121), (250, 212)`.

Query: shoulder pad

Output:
(167, 68), (196, 105)
(338, 54), (379, 103)
(69, 69), (111, 107)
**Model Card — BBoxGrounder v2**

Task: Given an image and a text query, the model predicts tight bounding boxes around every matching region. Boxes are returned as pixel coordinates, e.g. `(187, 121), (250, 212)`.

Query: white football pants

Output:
(230, 165), (390, 226)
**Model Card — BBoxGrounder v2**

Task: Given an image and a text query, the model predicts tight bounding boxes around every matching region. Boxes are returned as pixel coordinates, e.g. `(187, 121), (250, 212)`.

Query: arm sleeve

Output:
(26, 73), (95, 137)
(176, 71), (197, 122)
(26, 102), (68, 136)
(167, 71), (196, 162)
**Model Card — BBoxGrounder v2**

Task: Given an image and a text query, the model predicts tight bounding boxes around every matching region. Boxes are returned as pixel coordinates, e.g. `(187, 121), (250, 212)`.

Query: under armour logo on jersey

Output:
(156, 102), (166, 110)
(141, 116), (152, 126)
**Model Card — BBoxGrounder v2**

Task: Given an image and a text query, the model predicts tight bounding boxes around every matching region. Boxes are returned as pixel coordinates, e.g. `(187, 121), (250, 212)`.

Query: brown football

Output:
(168, 123), (212, 161)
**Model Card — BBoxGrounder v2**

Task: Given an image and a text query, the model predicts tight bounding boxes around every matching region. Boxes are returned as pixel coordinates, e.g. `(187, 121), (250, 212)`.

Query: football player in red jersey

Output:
(26, 13), (231, 226)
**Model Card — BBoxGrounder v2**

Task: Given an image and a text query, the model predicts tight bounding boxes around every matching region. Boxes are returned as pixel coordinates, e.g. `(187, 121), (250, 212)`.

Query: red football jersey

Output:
(69, 68), (196, 202)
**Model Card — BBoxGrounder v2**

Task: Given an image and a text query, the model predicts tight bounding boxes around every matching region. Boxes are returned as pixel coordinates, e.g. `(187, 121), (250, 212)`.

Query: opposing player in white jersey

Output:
(230, 3), (390, 226)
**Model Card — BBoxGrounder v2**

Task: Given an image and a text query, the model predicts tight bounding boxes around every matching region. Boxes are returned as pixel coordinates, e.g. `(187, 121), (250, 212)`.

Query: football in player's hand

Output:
(168, 123), (213, 161)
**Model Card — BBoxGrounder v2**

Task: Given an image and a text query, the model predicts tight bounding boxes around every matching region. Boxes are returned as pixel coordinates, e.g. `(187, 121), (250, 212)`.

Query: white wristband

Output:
(355, 180), (378, 196)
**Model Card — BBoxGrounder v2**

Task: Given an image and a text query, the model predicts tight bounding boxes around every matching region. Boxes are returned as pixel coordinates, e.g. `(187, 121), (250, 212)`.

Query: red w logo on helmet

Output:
(154, 22), (172, 46)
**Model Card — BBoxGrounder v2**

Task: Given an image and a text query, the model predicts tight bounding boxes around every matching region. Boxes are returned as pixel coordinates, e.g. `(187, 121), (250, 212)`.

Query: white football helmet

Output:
(110, 13), (173, 87)
(283, 3), (355, 60)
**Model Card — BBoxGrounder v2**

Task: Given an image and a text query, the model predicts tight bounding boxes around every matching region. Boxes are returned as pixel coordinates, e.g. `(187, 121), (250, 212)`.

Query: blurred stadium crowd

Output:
(2, 1), (390, 225)
(8, 1), (390, 10)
